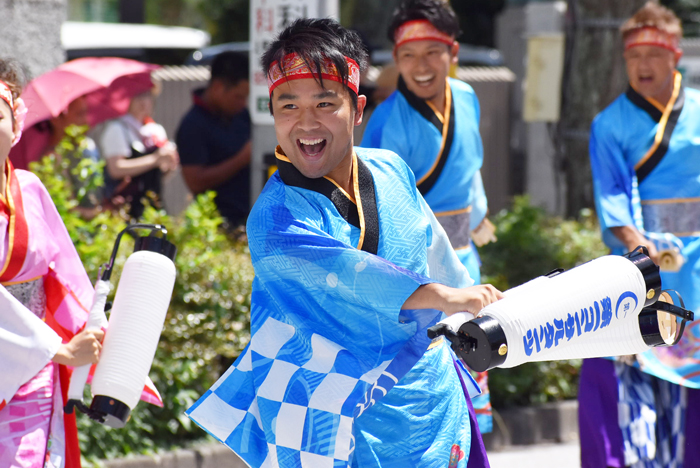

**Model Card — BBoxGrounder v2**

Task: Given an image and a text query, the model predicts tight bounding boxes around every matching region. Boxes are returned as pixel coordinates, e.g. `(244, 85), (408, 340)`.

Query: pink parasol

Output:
(22, 57), (161, 128)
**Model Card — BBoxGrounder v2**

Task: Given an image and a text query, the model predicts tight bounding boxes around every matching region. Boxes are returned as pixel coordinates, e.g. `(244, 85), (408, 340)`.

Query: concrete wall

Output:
(0, 0), (66, 79)
(456, 67), (516, 214)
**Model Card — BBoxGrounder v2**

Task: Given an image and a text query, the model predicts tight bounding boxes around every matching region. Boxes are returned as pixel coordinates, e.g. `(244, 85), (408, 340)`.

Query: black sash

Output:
(276, 151), (380, 255)
(397, 76), (455, 196)
(626, 83), (685, 183)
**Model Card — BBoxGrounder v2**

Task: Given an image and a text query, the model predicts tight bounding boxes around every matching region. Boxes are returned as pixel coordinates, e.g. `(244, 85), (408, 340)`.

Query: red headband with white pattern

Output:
(624, 26), (682, 57)
(394, 19), (455, 49)
(267, 52), (361, 95)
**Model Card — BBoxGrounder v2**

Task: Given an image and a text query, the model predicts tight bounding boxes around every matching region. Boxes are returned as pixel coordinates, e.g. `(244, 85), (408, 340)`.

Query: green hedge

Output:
(480, 196), (608, 407)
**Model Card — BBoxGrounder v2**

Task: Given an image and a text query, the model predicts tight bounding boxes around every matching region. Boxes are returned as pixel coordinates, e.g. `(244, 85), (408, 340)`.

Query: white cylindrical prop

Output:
(90, 238), (176, 428)
(67, 279), (111, 402)
(429, 250), (669, 372)
(486, 256), (648, 367)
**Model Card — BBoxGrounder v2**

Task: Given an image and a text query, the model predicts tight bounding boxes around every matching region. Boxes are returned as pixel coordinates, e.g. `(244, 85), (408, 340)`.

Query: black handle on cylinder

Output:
(427, 316), (508, 372)
(101, 224), (175, 281)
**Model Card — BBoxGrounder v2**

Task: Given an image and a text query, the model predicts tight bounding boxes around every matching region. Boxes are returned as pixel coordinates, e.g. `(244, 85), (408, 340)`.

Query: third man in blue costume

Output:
(361, 0), (495, 433)
(582, 3), (700, 467)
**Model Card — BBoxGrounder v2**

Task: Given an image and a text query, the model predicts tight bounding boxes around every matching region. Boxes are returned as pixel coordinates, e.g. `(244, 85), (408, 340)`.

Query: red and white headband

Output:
(267, 52), (361, 95)
(394, 19), (455, 49)
(624, 26), (682, 57)
(0, 80), (26, 147)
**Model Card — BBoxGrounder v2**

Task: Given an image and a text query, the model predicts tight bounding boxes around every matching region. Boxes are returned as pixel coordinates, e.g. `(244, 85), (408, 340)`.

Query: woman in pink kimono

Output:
(0, 59), (104, 467)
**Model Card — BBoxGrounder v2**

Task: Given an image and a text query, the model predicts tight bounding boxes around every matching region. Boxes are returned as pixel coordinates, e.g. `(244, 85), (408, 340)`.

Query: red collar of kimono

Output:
(0, 159), (29, 283)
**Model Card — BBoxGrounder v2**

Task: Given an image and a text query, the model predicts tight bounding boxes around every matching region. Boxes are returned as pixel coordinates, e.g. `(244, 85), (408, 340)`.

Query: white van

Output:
(62, 21), (211, 64)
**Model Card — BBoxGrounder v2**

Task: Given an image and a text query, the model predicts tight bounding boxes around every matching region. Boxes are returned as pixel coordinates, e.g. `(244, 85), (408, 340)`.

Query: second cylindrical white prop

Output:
(481, 255), (649, 368)
(91, 250), (176, 410)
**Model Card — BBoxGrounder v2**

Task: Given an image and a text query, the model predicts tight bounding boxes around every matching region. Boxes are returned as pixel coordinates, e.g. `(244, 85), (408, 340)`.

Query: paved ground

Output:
(488, 441), (581, 468)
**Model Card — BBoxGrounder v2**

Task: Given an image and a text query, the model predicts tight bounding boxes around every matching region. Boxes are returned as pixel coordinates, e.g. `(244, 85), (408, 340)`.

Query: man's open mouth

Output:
(298, 138), (327, 156)
(413, 74), (435, 87)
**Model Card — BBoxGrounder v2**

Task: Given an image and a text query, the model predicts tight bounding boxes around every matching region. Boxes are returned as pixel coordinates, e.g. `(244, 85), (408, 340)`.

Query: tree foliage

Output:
(31, 145), (253, 465)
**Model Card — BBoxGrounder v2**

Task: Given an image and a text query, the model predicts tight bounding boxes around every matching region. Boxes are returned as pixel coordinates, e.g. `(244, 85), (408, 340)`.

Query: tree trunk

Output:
(558, 0), (646, 217)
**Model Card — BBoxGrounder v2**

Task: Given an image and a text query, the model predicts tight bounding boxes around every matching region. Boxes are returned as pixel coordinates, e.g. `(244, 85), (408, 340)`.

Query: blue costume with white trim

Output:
(590, 79), (700, 385)
(187, 147), (488, 468)
(582, 75), (700, 468)
(361, 78), (487, 283)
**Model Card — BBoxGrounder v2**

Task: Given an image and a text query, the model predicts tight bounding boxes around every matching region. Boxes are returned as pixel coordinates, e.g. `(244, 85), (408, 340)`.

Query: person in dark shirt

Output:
(176, 51), (251, 227)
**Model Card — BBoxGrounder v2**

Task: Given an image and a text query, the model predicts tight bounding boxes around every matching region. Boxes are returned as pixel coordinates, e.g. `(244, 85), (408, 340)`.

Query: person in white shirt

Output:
(99, 88), (179, 218)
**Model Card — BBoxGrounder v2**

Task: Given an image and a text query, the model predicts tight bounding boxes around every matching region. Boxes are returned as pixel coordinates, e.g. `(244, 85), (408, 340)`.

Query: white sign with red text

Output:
(249, 0), (319, 125)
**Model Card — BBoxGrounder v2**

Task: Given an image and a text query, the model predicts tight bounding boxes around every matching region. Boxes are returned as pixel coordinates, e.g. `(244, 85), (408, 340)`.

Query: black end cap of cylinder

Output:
(458, 315), (508, 372)
(133, 235), (177, 261)
(623, 248), (661, 306)
(638, 307), (666, 347)
(89, 395), (131, 428)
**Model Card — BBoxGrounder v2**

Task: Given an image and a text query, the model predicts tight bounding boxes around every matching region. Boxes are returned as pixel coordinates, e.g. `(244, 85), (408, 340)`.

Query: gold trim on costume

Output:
(2, 274), (42, 286)
(350, 153), (366, 251)
(425, 100), (445, 124)
(634, 71), (682, 171)
(0, 162), (16, 279)
(323, 176), (356, 204)
(435, 206), (473, 217)
(641, 197), (700, 205)
(427, 336), (444, 350)
(274, 149), (292, 163)
(416, 79), (452, 186)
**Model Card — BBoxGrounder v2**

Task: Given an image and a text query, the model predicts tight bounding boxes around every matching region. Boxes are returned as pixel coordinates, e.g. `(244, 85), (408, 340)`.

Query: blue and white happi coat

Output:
(590, 74), (700, 467)
(361, 77), (487, 283)
(186, 147), (483, 468)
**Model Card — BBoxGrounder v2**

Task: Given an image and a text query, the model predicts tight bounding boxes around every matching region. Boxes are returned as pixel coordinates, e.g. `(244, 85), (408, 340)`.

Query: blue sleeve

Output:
(589, 113), (636, 249)
(472, 88), (481, 125)
(176, 111), (210, 166)
(469, 170), (488, 230)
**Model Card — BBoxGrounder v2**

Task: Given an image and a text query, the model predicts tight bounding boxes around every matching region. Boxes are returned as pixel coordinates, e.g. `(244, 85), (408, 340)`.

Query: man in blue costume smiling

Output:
(361, 0), (496, 434)
(582, 2), (700, 467)
(187, 17), (502, 468)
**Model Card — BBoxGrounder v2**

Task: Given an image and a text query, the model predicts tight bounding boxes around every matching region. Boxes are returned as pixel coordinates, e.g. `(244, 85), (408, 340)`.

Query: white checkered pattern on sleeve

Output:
(187, 316), (394, 468)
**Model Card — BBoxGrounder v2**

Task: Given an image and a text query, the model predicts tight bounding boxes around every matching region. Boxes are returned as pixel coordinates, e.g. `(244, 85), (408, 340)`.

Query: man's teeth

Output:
(414, 76), (433, 83)
(299, 138), (325, 145)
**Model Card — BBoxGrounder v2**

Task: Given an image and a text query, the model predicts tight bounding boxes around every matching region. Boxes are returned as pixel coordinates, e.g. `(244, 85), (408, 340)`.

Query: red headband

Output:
(267, 52), (361, 95)
(624, 26), (681, 56)
(394, 19), (455, 49)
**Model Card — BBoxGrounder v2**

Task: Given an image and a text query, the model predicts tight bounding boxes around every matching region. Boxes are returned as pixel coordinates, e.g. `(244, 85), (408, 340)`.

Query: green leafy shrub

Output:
(31, 149), (253, 464)
(479, 196), (608, 408)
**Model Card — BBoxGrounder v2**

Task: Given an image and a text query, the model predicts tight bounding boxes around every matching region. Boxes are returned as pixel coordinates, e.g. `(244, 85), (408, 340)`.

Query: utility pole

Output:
(557, 0), (646, 217)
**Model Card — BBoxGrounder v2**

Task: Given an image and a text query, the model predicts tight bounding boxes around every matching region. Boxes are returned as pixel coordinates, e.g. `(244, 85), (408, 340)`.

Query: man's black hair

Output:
(261, 18), (370, 113)
(210, 51), (249, 87)
(387, 0), (461, 44)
